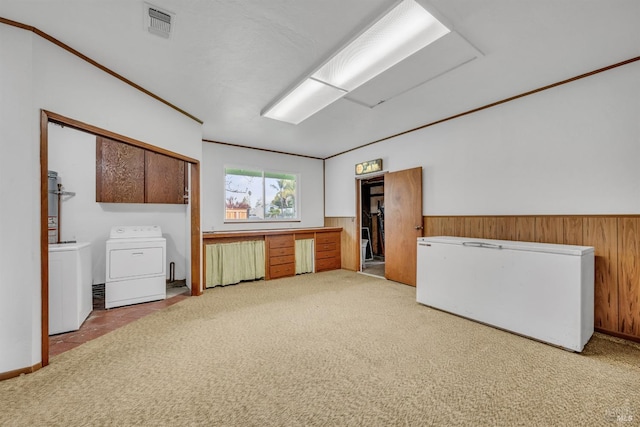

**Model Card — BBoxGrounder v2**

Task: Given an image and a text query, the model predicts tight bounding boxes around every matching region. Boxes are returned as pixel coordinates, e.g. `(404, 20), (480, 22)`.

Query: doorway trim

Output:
(40, 109), (202, 367)
(355, 171), (387, 275)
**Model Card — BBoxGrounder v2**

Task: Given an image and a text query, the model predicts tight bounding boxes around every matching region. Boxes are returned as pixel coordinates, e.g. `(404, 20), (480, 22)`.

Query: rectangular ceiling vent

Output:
(144, 3), (174, 39)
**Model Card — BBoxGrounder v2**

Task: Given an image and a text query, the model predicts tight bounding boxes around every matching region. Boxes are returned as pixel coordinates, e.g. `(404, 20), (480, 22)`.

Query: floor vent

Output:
(145, 3), (174, 38)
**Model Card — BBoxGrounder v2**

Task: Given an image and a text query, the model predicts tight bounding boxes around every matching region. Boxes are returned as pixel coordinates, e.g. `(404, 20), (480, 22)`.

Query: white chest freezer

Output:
(416, 236), (594, 352)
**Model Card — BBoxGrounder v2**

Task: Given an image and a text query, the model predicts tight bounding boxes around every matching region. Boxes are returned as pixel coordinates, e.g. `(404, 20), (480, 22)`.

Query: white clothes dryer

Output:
(105, 225), (166, 309)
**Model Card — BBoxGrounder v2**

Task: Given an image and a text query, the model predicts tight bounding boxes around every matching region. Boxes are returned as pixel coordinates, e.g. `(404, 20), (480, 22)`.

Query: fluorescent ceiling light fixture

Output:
(262, 78), (347, 125)
(262, 0), (450, 124)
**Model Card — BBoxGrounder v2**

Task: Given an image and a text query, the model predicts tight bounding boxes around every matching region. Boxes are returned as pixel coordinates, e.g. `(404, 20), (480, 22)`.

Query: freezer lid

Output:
(418, 236), (594, 256)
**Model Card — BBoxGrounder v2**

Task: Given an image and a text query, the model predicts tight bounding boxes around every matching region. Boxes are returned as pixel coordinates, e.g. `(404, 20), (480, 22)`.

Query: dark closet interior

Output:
(361, 176), (385, 276)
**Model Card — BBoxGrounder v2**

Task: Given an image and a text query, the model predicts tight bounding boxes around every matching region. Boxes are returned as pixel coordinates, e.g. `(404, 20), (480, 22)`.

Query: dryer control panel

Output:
(109, 225), (162, 239)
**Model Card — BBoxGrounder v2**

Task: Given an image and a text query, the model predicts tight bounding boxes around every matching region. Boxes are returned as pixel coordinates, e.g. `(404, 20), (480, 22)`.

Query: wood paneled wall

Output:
(325, 217), (359, 272)
(424, 215), (640, 341)
(324, 214), (640, 342)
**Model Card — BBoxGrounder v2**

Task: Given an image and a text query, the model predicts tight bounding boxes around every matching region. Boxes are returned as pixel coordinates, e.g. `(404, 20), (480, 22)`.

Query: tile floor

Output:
(49, 283), (190, 357)
(362, 255), (385, 278)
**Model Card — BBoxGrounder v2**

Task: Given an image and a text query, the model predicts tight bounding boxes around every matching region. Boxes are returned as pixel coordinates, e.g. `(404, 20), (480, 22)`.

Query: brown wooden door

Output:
(96, 136), (145, 203)
(384, 167), (423, 286)
(145, 151), (187, 204)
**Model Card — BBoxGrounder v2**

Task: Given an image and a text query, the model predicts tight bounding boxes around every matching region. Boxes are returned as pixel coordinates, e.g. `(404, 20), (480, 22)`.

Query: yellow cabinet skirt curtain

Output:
(206, 240), (265, 288)
(295, 239), (314, 275)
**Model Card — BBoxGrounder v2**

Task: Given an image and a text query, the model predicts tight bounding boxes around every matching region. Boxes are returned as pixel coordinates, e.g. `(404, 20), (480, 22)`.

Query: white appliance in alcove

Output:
(105, 225), (166, 309)
(49, 242), (92, 334)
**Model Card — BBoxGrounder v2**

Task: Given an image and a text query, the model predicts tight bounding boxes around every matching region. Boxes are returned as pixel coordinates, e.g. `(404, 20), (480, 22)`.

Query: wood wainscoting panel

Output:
(535, 217), (564, 244)
(425, 217), (443, 237)
(618, 218), (640, 336)
(483, 217), (498, 239)
(464, 217), (484, 238)
(515, 217), (536, 242)
(450, 217), (466, 237)
(423, 217), (437, 236)
(563, 217), (584, 246)
(436, 217), (453, 236)
(325, 217), (357, 271)
(425, 217), (464, 237)
(424, 217), (442, 236)
(496, 217), (517, 240)
(584, 217), (618, 331)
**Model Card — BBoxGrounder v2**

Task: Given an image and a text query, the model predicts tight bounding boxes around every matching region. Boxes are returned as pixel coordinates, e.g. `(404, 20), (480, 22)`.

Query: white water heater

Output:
(47, 170), (59, 244)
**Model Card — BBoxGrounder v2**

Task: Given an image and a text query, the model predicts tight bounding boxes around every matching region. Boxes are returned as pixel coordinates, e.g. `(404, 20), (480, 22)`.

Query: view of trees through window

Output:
(224, 168), (297, 221)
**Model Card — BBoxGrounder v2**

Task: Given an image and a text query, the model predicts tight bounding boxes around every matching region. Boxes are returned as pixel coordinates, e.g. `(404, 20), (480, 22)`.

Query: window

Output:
(224, 167), (298, 221)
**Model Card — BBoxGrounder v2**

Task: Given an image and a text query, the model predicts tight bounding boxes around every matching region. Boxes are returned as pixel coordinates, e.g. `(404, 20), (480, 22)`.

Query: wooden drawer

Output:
(316, 257), (341, 272)
(316, 242), (337, 253)
(316, 249), (340, 260)
(268, 235), (294, 249)
(270, 263), (295, 279)
(316, 232), (340, 245)
(270, 246), (294, 257)
(270, 254), (295, 266)
(315, 231), (340, 272)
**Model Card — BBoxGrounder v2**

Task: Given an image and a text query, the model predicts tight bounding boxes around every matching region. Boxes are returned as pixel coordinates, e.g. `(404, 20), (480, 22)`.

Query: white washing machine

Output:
(49, 242), (92, 334)
(105, 225), (166, 309)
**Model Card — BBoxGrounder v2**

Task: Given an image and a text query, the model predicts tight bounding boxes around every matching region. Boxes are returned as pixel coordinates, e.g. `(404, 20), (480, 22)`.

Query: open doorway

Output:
(360, 176), (385, 277)
(357, 167), (423, 285)
(40, 110), (202, 367)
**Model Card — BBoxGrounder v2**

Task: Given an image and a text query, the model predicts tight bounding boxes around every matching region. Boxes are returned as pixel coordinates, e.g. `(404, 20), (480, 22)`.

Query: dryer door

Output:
(108, 245), (164, 280)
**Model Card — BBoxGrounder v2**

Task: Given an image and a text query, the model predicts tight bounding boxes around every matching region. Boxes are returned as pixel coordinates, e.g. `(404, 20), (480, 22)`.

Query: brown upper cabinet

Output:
(96, 136), (145, 203)
(145, 150), (187, 204)
(96, 136), (187, 204)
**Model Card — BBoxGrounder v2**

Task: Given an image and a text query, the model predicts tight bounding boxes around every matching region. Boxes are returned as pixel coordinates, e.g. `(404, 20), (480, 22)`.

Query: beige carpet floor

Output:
(1, 270), (639, 426)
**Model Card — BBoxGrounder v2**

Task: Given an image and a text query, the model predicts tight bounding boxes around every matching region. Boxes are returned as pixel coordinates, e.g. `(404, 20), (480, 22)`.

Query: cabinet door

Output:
(145, 151), (187, 204)
(96, 136), (145, 203)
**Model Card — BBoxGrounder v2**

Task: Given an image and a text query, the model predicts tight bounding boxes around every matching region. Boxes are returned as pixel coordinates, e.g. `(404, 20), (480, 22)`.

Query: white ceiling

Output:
(2, 0), (639, 158)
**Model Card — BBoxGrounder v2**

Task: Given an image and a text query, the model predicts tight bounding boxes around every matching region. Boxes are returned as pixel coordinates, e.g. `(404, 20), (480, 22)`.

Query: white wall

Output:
(0, 25), (39, 375)
(48, 124), (189, 284)
(201, 142), (325, 231)
(0, 24), (202, 374)
(33, 38), (202, 161)
(325, 60), (640, 217)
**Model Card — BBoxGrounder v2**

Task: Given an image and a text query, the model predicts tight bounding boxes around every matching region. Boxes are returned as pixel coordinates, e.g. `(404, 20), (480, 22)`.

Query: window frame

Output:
(223, 165), (300, 223)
